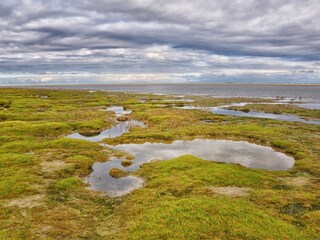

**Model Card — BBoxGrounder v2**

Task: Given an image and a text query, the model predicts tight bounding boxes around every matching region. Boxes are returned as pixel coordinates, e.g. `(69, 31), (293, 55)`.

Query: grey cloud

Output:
(0, 0), (320, 83)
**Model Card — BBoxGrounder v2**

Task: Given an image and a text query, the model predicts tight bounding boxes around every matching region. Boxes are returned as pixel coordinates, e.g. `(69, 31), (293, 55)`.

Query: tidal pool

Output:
(296, 103), (320, 110)
(87, 139), (295, 196)
(210, 108), (320, 125)
(67, 120), (145, 142)
(102, 106), (132, 116)
(176, 105), (320, 125)
(84, 160), (144, 197)
(152, 99), (194, 103)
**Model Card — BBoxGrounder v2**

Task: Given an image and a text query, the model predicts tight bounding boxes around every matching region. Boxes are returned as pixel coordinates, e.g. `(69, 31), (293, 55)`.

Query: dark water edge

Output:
(10, 83), (320, 102)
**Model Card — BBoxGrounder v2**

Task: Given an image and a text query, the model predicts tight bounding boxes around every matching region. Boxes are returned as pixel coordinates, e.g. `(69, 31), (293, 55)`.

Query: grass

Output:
(116, 197), (305, 239)
(54, 177), (82, 190)
(109, 168), (129, 178)
(107, 155), (319, 239)
(0, 88), (319, 239)
(121, 159), (133, 167)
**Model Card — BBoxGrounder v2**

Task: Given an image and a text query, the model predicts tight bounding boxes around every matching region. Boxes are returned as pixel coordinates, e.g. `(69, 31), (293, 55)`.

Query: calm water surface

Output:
(177, 106), (320, 125)
(211, 108), (320, 125)
(102, 106), (132, 116)
(67, 120), (145, 142)
(296, 103), (320, 110)
(87, 139), (295, 196)
(27, 84), (320, 102)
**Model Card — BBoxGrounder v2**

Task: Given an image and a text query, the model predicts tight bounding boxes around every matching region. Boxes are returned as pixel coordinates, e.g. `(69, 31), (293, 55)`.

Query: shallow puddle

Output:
(211, 101), (320, 111)
(166, 99), (194, 102)
(87, 139), (294, 196)
(210, 108), (320, 124)
(296, 103), (320, 110)
(102, 106), (132, 116)
(212, 108), (320, 124)
(67, 120), (145, 142)
(85, 160), (144, 197)
(176, 105), (320, 125)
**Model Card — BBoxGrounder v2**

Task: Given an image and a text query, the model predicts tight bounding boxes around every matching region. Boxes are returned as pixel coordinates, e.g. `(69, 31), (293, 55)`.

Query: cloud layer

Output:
(0, 0), (320, 84)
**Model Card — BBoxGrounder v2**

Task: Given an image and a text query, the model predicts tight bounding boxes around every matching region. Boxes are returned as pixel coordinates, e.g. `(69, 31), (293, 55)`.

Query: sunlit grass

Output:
(0, 88), (319, 239)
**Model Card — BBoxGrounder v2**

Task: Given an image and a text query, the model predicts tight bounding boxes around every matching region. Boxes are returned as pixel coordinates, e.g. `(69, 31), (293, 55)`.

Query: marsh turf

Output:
(0, 88), (319, 239)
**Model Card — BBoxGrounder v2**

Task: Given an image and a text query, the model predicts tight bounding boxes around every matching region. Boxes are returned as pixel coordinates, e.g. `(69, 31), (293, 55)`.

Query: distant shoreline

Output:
(2, 83), (320, 87)
(2, 83), (320, 101)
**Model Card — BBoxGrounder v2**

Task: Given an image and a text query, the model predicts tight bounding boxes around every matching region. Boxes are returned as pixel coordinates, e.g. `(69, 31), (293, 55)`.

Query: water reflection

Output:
(176, 105), (320, 125)
(85, 158), (144, 197)
(103, 106), (132, 116)
(296, 103), (320, 110)
(67, 120), (145, 142)
(210, 108), (320, 125)
(87, 139), (295, 196)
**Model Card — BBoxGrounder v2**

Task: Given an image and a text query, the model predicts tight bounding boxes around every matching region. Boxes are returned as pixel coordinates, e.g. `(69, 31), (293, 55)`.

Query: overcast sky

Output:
(0, 0), (320, 84)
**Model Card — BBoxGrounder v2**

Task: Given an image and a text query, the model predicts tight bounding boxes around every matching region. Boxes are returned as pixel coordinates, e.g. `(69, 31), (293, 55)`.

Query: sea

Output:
(21, 83), (320, 102)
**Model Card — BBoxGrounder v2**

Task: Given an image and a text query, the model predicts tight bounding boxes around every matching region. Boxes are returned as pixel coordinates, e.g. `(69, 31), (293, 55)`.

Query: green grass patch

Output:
(54, 177), (82, 190)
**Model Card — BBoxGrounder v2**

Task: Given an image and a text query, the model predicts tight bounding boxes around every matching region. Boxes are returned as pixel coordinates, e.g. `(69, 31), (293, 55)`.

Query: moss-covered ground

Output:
(0, 88), (319, 239)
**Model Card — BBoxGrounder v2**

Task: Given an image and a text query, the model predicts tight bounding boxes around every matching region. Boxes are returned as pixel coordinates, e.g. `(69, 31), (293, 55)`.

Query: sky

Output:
(0, 0), (320, 85)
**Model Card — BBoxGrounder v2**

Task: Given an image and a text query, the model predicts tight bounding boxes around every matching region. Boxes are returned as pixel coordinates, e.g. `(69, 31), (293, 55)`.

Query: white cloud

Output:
(0, 0), (319, 84)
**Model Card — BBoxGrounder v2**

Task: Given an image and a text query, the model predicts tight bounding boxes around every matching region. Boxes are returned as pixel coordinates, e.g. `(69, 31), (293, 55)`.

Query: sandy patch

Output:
(5, 195), (45, 208)
(208, 187), (251, 197)
(41, 161), (71, 173)
(282, 176), (310, 187)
